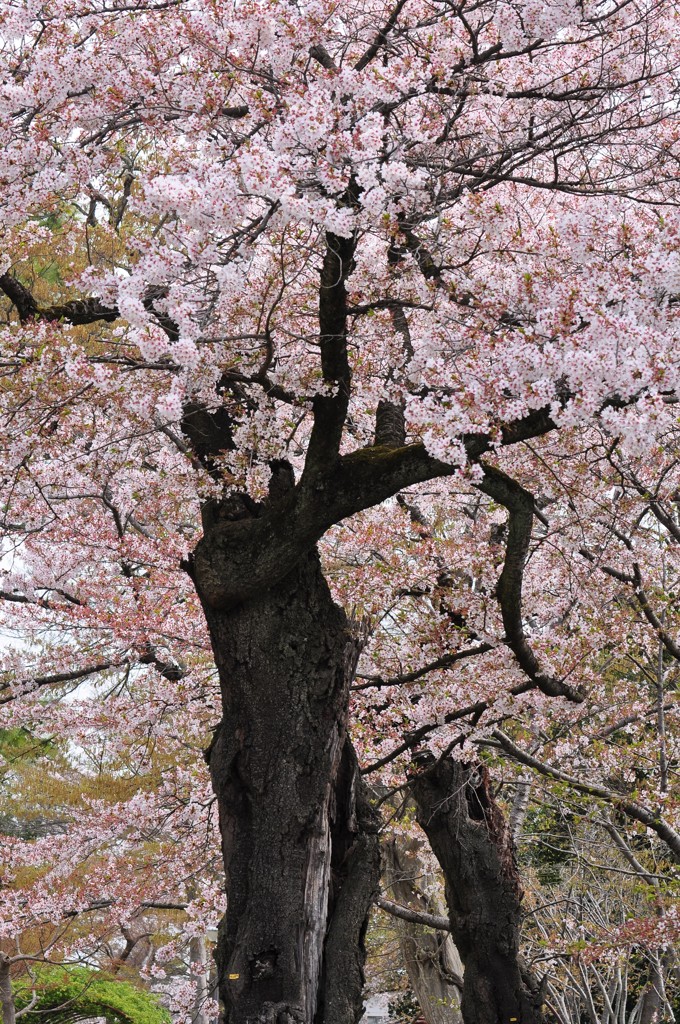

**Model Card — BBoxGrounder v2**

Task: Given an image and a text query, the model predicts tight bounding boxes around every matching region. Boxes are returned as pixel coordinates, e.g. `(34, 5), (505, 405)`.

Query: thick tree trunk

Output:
(410, 756), (545, 1024)
(200, 546), (380, 1024)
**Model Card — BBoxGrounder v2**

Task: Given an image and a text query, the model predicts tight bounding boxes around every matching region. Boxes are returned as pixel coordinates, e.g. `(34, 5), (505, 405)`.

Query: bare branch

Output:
(353, 643), (493, 690)
(354, 0), (410, 72)
(493, 729), (680, 860)
(375, 895), (451, 934)
(0, 661), (122, 705)
(478, 464), (583, 702)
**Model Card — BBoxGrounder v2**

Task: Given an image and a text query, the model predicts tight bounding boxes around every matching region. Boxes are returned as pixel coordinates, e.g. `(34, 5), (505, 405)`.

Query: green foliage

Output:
(0, 728), (64, 838)
(30, 210), (67, 231)
(13, 966), (170, 1024)
(522, 801), (577, 886)
(0, 728), (53, 760)
(31, 258), (63, 285)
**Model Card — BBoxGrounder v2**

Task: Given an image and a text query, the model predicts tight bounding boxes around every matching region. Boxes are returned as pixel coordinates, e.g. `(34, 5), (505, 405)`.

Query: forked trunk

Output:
(411, 756), (546, 1024)
(201, 547), (380, 1024)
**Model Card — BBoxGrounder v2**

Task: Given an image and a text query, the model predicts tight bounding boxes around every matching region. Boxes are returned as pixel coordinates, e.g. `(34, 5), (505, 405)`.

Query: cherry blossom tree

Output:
(2, 1), (680, 1023)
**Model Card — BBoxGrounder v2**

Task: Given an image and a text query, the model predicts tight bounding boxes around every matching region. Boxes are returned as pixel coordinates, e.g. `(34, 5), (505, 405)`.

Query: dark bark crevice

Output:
(316, 743), (381, 1024)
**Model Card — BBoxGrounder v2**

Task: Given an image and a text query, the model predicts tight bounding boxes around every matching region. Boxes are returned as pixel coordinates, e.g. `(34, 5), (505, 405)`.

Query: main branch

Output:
(478, 464), (583, 703)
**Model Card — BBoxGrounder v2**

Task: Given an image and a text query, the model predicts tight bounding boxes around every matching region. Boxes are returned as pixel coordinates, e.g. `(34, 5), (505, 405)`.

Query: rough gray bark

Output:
(177, 297), (559, 1024)
(182, 393), (556, 1024)
(190, 935), (210, 1024)
(199, 544), (380, 1024)
(383, 837), (463, 1024)
(637, 954), (666, 1024)
(508, 779), (532, 842)
(374, 401), (406, 448)
(0, 954), (16, 1024)
(411, 756), (546, 1024)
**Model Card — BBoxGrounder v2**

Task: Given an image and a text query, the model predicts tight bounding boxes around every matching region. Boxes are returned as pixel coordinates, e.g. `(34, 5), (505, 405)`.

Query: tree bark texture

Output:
(199, 546), (380, 1024)
(0, 955), (15, 1024)
(508, 780), (532, 844)
(410, 756), (546, 1024)
(190, 935), (211, 1024)
(637, 950), (674, 1024)
(383, 837), (463, 1024)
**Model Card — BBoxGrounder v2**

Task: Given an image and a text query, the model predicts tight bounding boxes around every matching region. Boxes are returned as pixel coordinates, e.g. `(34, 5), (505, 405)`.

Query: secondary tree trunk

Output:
(410, 756), (545, 1024)
(0, 954), (16, 1024)
(199, 545), (380, 1024)
(638, 950), (673, 1024)
(383, 837), (463, 1024)
(190, 935), (210, 1024)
